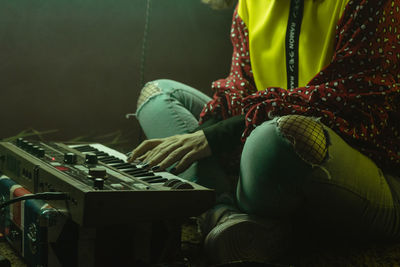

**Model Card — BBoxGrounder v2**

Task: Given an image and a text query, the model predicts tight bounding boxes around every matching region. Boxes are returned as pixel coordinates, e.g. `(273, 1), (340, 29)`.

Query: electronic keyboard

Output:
(0, 139), (215, 227)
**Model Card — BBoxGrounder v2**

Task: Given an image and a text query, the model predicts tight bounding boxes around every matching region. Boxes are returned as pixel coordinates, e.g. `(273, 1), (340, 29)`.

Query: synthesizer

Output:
(0, 138), (215, 227)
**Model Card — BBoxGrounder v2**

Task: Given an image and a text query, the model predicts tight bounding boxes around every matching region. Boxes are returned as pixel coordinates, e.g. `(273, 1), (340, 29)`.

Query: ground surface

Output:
(181, 218), (400, 267)
(2, 130), (400, 266)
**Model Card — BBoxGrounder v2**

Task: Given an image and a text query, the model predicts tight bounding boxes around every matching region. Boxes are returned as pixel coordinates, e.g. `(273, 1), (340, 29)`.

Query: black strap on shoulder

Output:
(285, 0), (304, 89)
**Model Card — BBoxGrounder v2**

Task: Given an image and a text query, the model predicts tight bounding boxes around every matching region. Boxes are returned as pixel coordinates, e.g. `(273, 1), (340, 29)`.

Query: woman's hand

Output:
(127, 130), (212, 174)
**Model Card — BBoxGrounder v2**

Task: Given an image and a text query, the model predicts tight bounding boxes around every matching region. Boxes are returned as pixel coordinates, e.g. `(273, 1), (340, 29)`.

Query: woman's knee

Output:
(240, 115), (328, 182)
(276, 115), (329, 165)
(237, 115), (330, 217)
(135, 79), (208, 138)
(136, 79), (175, 112)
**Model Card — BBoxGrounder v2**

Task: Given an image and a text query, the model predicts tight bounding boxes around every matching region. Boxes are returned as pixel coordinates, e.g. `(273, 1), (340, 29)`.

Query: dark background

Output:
(0, 0), (234, 149)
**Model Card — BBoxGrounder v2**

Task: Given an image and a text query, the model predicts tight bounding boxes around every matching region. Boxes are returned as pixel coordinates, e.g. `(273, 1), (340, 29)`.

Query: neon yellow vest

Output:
(238, 0), (349, 90)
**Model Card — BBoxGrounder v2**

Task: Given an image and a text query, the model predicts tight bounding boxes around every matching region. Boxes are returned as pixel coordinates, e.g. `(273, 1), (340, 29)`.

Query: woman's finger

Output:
(142, 139), (179, 165)
(137, 150), (151, 162)
(173, 150), (201, 174)
(157, 146), (192, 171)
(146, 142), (183, 169)
(128, 139), (162, 162)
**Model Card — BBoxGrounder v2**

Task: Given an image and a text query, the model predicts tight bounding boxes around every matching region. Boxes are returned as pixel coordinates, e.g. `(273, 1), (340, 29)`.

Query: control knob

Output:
(26, 142), (34, 153)
(85, 153), (98, 165)
(16, 138), (24, 147)
(93, 178), (104, 190)
(36, 148), (45, 158)
(64, 153), (77, 164)
(89, 167), (107, 178)
(21, 140), (29, 149)
(32, 145), (40, 156)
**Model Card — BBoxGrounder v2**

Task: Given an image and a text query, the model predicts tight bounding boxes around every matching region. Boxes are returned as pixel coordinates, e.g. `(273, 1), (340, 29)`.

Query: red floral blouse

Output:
(199, 0), (400, 174)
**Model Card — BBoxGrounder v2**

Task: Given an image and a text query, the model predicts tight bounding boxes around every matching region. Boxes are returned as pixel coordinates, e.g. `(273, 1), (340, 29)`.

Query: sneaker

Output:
(202, 206), (293, 264)
(197, 203), (239, 237)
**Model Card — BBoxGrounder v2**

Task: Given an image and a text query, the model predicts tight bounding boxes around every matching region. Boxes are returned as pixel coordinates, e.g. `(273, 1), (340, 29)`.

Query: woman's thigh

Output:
(302, 125), (400, 240)
(135, 79), (212, 139)
(237, 115), (400, 241)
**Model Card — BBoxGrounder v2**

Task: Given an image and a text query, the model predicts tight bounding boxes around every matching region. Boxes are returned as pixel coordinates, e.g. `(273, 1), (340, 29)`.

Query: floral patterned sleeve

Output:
(199, 7), (256, 123)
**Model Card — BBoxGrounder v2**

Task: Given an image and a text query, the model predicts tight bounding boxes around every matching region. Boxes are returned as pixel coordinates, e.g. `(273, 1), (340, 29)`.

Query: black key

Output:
(82, 148), (99, 153)
(95, 152), (109, 157)
(74, 145), (92, 151)
(101, 157), (122, 164)
(104, 159), (123, 164)
(111, 163), (136, 169)
(126, 170), (154, 177)
(123, 168), (146, 173)
(99, 156), (116, 161)
(147, 178), (168, 184)
(75, 145), (99, 152)
(118, 166), (139, 172)
(140, 176), (164, 182)
(171, 182), (194, 189)
(163, 178), (181, 187)
(104, 159), (125, 165)
(98, 156), (114, 161)
(134, 172), (156, 177)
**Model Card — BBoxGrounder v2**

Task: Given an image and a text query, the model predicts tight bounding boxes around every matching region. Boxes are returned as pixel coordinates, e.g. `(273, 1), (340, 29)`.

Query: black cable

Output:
(0, 192), (69, 210)
(139, 0), (152, 90)
(137, 0), (152, 145)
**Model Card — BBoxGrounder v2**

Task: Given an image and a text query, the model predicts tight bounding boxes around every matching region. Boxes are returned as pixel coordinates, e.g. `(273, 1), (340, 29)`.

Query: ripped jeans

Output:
(134, 79), (400, 241)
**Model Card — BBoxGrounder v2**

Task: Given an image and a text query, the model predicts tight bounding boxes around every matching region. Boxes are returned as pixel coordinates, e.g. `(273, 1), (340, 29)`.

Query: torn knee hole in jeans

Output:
(136, 81), (163, 111)
(276, 115), (331, 166)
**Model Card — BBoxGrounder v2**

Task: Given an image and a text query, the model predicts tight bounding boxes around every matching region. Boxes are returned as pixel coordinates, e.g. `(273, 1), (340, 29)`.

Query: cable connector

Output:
(0, 192), (69, 210)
